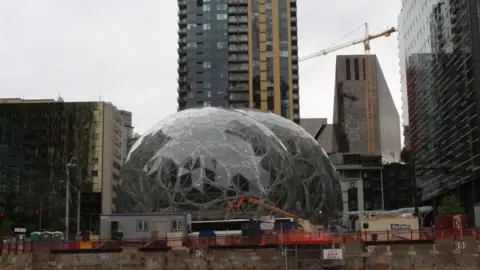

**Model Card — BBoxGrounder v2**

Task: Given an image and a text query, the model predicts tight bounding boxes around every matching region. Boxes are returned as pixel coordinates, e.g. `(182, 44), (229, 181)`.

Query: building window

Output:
(216, 13), (227, 20)
(345, 58), (351, 80)
(203, 23), (211, 30)
(203, 62), (211, 68)
(217, 42), (227, 49)
(203, 4), (210, 12)
(172, 220), (184, 231)
(353, 58), (360, 80)
(136, 220), (148, 231)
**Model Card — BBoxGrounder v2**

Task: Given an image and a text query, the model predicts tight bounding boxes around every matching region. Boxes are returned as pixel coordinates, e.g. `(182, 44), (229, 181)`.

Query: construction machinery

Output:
(300, 23), (396, 154)
(227, 196), (316, 232)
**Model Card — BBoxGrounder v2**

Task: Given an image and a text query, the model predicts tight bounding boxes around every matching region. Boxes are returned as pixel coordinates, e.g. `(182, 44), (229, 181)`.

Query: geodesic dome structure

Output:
(237, 109), (343, 221)
(117, 107), (295, 219)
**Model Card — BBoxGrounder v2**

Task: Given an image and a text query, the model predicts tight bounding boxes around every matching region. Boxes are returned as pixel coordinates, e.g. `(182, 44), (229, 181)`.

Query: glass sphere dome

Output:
(117, 107), (294, 219)
(237, 109), (343, 221)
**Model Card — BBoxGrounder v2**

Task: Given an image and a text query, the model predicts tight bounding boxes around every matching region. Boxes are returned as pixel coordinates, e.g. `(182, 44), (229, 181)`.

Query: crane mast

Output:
(299, 23), (395, 155)
(364, 23), (377, 154)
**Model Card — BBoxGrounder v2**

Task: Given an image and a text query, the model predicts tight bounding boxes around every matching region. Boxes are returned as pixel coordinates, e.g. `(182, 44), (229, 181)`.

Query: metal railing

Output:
(2, 228), (479, 254)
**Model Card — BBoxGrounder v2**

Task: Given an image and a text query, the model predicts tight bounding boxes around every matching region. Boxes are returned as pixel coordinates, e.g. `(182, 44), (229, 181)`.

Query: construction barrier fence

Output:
(1, 228), (480, 254)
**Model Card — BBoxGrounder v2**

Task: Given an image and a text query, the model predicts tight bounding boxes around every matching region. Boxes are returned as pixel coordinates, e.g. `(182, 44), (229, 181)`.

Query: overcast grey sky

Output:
(0, 0), (402, 133)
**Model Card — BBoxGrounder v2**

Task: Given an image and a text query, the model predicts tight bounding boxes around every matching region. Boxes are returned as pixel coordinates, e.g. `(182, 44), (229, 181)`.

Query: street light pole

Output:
(76, 189), (81, 234)
(65, 164), (70, 239)
(65, 157), (79, 240)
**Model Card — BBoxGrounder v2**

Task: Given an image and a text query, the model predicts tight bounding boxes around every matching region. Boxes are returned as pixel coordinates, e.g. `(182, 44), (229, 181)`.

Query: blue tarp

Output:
(199, 230), (216, 237)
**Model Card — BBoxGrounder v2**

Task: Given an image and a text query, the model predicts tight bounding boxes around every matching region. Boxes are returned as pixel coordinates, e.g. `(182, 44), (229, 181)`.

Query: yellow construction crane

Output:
(299, 23), (396, 154)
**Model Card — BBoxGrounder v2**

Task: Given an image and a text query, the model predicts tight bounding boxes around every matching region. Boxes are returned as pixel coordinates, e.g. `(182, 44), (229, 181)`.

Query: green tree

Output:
(438, 194), (464, 215)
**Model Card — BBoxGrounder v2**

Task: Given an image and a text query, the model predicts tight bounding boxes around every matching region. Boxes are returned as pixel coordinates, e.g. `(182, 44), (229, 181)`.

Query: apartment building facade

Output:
(177, 0), (300, 123)
(0, 98), (123, 231)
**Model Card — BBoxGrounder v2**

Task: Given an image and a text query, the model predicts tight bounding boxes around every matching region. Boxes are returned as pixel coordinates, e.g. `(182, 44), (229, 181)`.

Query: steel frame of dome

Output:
(237, 109), (343, 221)
(118, 107), (342, 221)
(118, 108), (295, 220)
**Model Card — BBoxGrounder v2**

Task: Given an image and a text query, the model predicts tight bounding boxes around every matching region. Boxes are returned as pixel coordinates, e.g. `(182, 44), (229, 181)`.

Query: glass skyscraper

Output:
(177, 0), (300, 123)
(399, 0), (480, 222)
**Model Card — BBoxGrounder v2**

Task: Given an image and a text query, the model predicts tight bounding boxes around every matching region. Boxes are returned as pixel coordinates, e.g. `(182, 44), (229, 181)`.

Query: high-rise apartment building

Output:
(0, 98), (123, 232)
(332, 55), (401, 162)
(398, 0), (480, 222)
(177, 0), (300, 123)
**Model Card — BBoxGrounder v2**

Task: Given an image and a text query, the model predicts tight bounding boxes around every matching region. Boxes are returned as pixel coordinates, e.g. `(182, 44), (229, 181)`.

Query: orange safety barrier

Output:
(2, 229), (480, 254)
(280, 232), (341, 245)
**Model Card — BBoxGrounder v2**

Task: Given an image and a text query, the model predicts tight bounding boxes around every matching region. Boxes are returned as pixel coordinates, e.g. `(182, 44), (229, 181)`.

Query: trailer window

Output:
(136, 220), (148, 231)
(172, 220), (184, 231)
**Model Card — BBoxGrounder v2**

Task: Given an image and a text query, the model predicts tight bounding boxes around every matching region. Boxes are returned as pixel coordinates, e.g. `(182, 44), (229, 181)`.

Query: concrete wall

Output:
(4, 237), (480, 269)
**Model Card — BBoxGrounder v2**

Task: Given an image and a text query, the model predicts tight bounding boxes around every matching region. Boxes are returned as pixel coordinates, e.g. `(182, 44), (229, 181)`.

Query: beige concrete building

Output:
(92, 102), (123, 214)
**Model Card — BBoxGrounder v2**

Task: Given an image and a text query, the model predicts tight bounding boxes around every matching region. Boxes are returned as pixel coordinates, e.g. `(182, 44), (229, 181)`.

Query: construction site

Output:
(0, 24), (455, 270)
(2, 193), (480, 269)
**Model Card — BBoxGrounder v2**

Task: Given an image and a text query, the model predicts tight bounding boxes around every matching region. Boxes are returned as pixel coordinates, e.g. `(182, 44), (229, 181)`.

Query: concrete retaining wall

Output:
(2, 237), (480, 269)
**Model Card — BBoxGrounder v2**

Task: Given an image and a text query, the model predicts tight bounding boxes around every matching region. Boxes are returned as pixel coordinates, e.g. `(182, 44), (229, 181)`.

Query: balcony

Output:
(178, 67), (187, 74)
(293, 94), (299, 100)
(177, 77), (187, 85)
(229, 75), (249, 81)
(229, 64), (249, 72)
(178, 0), (186, 7)
(177, 97), (187, 105)
(228, 26), (249, 33)
(178, 57), (187, 64)
(228, 7), (248, 14)
(178, 87), (187, 93)
(228, 54), (248, 62)
(177, 48), (186, 56)
(178, 9), (187, 18)
(228, 17), (248, 24)
(178, 38), (187, 44)
(229, 93), (249, 102)
(229, 45), (248, 52)
(229, 84), (249, 92)
(292, 45), (297, 51)
(228, 35), (248, 42)
(228, 0), (248, 4)
(178, 19), (187, 26)
(178, 28), (187, 36)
